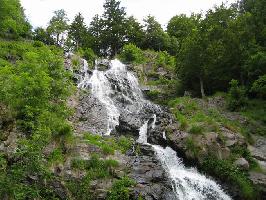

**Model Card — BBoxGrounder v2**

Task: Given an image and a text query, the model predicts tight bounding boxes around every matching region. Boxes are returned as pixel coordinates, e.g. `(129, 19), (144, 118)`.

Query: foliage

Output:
(202, 156), (255, 199)
(169, 97), (243, 136)
(68, 13), (93, 50)
(47, 9), (69, 45)
(83, 48), (97, 66)
(189, 124), (204, 135)
(0, 0), (31, 38)
(185, 137), (200, 157)
(69, 154), (119, 199)
(119, 43), (145, 64)
(125, 16), (145, 48)
(84, 133), (133, 155)
(227, 79), (247, 111)
(251, 75), (266, 99)
(107, 176), (135, 200)
(33, 27), (55, 45)
(0, 40), (75, 199)
(97, 0), (127, 56)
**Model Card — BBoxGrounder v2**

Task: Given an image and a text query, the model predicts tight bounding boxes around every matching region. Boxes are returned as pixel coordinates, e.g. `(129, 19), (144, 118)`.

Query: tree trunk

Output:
(200, 76), (205, 98)
(56, 33), (60, 46)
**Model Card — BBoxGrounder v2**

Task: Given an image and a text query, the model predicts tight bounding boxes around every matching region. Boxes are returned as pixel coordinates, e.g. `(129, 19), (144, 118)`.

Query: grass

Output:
(202, 156), (256, 200)
(185, 137), (200, 157)
(68, 154), (122, 199)
(107, 176), (136, 200)
(169, 97), (222, 135)
(84, 133), (133, 155)
(168, 96), (265, 142)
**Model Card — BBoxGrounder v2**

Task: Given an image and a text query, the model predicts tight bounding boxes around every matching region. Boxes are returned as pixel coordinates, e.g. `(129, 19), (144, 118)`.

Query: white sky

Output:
(21, 0), (236, 28)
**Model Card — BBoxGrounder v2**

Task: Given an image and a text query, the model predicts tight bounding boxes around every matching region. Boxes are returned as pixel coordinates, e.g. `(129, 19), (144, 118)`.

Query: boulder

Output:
(234, 157), (249, 170)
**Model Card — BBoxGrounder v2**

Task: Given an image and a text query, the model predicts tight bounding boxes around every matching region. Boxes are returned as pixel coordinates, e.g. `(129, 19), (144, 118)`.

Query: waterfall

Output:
(79, 58), (232, 199)
(138, 121), (231, 200)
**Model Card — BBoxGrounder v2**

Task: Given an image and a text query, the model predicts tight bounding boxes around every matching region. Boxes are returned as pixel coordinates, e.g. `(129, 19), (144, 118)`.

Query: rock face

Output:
(248, 136), (266, 197)
(73, 93), (108, 135)
(234, 158), (250, 170)
(128, 145), (176, 200)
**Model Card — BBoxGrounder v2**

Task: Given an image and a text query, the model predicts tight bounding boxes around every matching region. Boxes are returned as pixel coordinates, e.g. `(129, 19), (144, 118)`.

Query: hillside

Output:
(0, 0), (266, 200)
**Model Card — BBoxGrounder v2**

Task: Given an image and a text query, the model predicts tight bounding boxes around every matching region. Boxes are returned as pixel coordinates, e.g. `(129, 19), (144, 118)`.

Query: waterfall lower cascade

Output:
(138, 120), (231, 200)
(79, 59), (232, 199)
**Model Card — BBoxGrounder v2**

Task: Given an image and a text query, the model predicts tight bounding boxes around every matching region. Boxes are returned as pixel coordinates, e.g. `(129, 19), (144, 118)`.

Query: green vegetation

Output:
(251, 75), (266, 99)
(0, 0), (31, 38)
(0, 0), (265, 199)
(68, 154), (119, 199)
(227, 79), (247, 111)
(119, 43), (145, 64)
(84, 133), (133, 155)
(169, 97), (222, 135)
(0, 38), (75, 199)
(107, 176), (136, 200)
(202, 156), (255, 199)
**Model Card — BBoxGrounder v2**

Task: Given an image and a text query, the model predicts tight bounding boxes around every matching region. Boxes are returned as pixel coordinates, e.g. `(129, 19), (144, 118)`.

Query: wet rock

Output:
(96, 59), (111, 71)
(234, 158), (249, 170)
(128, 144), (176, 200)
(74, 94), (108, 135)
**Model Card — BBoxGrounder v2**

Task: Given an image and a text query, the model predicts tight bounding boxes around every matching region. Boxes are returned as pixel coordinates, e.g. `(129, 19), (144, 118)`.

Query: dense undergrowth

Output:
(0, 39), (76, 199)
(0, 40), (135, 199)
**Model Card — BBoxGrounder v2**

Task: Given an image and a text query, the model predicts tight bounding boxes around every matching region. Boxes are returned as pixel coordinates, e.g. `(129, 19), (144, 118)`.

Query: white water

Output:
(79, 59), (231, 199)
(79, 59), (146, 135)
(138, 120), (232, 200)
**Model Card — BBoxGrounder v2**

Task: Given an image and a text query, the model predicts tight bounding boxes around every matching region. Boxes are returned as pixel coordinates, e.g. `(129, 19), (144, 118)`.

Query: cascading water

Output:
(138, 120), (231, 200)
(78, 59), (232, 199)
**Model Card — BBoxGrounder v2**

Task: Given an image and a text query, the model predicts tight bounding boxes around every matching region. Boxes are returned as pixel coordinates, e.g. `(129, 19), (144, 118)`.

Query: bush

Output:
(227, 79), (247, 111)
(251, 75), (266, 99)
(155, 51), (176, 71)
(107, 177), (135, 200)
(119, 44), (145, 64)
(202, 156), (255, 199)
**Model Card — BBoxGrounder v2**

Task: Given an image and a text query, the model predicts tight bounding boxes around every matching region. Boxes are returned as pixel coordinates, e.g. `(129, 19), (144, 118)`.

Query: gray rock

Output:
(234, 157), (249, 170)
(249, 172), (266, 196)
(128, 144), (176, 200)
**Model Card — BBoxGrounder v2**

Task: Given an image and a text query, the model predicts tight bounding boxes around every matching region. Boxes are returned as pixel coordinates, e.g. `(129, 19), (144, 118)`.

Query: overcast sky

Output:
(21, 0), (236, 28)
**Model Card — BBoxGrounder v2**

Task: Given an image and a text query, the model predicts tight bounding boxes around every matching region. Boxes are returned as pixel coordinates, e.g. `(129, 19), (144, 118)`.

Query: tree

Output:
(125, 16), (145, 48)
(89, 14), (103, 55)
(167, 14), (199, 52)
(47, 9), (69, 46)
(0, 0), (31, 38)
(33, 27), (55, 45)
(238, 0), (266, 47)
(100, 0), (127, 56)
(178, 29), (207, 97)
(68, 13), (90, 49)
(143, 15), (171, 52)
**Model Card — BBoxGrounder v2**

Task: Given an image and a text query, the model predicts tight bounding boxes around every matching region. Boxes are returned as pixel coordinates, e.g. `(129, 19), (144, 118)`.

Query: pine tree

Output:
(69, 13), (88, 49)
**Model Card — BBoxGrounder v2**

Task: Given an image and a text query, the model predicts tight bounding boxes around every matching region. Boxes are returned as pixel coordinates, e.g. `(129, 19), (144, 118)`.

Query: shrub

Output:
(117, 136), (133, 154)
(251, 75), (266, 99)
(202, 156), (255, 199)
(227, 79), (247, 111)
(119, 44), (145, 64)
(155, 51), (176, 71)
(107, 176), (135, 200)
